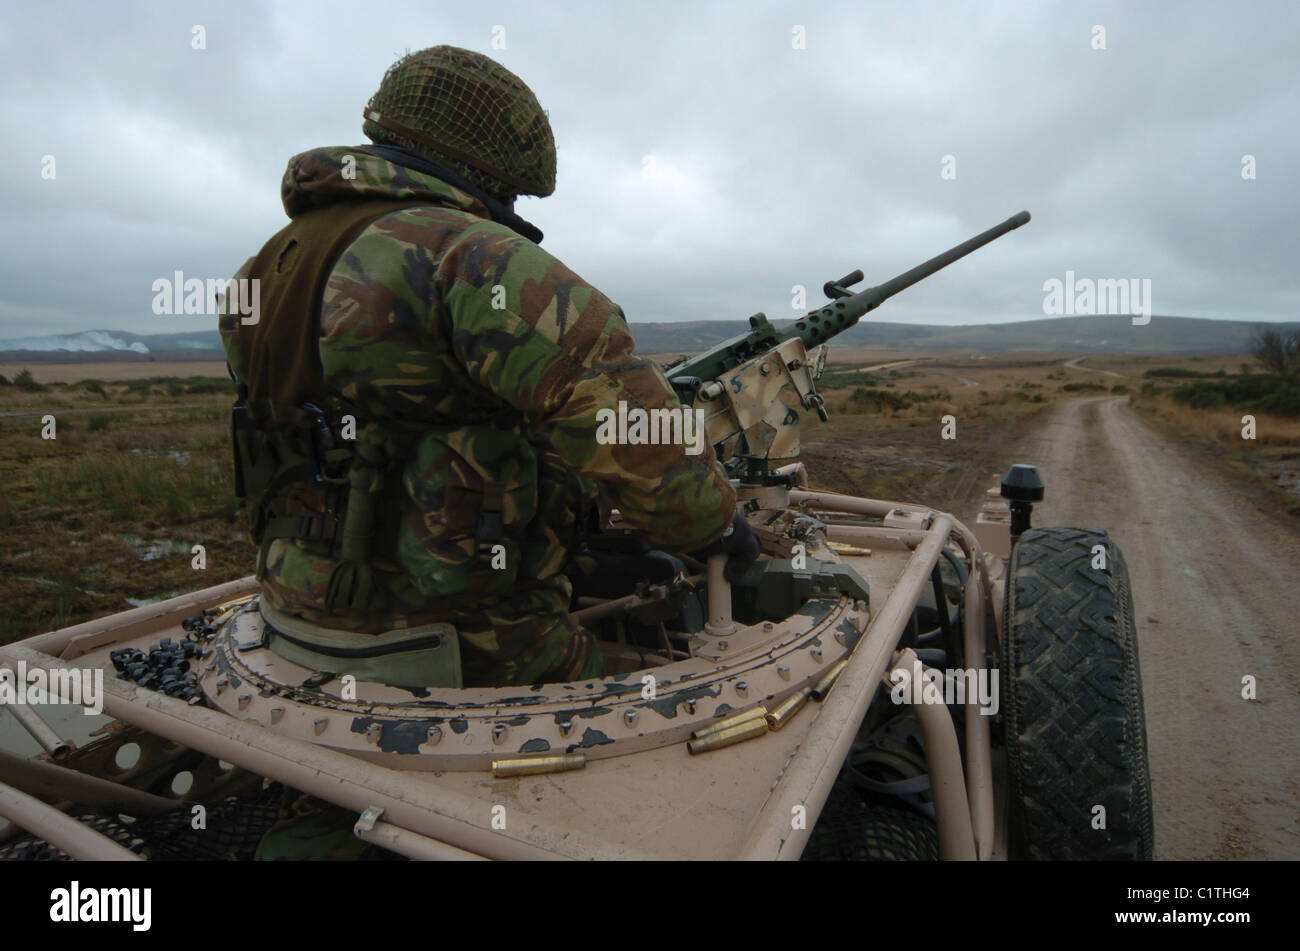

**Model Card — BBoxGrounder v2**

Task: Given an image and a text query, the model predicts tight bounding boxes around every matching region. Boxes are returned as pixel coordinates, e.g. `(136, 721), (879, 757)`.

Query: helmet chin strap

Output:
(359, 143), (544, 245)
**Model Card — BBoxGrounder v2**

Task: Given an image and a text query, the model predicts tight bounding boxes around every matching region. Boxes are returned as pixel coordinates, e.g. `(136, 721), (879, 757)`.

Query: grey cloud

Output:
(1, 0), (1295, 339)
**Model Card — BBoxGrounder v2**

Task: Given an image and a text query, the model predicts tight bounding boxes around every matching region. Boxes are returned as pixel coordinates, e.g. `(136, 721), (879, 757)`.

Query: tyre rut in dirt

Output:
(1002, 526), (1153, 860)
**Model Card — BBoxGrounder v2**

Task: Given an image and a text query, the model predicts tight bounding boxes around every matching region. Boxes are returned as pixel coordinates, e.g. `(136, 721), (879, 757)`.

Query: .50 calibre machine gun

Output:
(666, 211), (1032, 484)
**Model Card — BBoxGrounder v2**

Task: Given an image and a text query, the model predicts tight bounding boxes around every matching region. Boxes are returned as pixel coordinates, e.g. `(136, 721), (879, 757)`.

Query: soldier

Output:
(219, 45), (757, 687)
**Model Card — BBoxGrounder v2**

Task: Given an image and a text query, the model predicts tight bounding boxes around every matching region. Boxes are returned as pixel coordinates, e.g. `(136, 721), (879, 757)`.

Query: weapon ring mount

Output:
(198, 593), (869, 771)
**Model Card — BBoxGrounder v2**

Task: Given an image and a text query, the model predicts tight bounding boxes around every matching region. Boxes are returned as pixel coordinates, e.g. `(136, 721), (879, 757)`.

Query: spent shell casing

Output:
(810, 659), (849, 701)
(491, 753), (586, 778)
(690, 704), (768, 740)
(687, 717), (769, 755)
(765, 687), (813, 731)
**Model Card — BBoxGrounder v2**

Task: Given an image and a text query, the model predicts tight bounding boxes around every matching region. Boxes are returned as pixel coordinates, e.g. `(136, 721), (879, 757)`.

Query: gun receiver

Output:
(667, 211), (1031, 482)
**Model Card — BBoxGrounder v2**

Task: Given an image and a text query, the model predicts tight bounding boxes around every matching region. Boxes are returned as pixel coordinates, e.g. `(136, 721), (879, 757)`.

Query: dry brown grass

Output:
(0, 385), (248, 642)
(0, 361), (228, 383)
(1132, 394), (1300, 448)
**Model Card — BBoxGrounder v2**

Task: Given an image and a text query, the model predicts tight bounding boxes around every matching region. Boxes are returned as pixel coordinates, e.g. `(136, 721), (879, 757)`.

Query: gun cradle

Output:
(693, 338), (821, 463)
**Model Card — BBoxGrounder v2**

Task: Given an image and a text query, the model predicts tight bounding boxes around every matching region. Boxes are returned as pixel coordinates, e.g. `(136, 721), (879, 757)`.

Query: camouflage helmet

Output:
(363, 46), (556, 202)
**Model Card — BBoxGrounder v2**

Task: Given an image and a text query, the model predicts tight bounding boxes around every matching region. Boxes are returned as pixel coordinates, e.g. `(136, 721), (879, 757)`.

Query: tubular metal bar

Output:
(571, 573), (703, 626)
(787, 488), (997, 861)
(888, 649), (978, 861)
(773, 462), (809, 487)
(355, 819), (488, 861)
(948, 522), (996, 861)
(789, 489), (904, 518)
(0, 749), (184, 817)
(822, 523), (927, 551)
(3, 700), (71, 758)
(22, 576), (258, 660)
(703, 554), (737, 636)
(738, 512), (955, 860)
(0, 644), (646, 861)
(0, 779), (143, 861)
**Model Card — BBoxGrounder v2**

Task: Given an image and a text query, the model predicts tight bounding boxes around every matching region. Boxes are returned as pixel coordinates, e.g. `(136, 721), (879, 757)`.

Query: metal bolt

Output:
(492, 724), (508, 745)
(717, 641), (728, 651)
(777, 665), (791, 681)
(682, 698), (697, 715)
(624, 709), (638, 727)
(736, 681), (748, 697)
(426, 726), (442, 745)
(237, 694), (251, 711)
(811, 647), (823, 663)
(834, 629), (847, 645)
(313, 718), (327, 735)
(763, 622), (774, 632)
(270, 707), (284, 724)
(365, 723), (382, 744)
(558, 720), (573, 737)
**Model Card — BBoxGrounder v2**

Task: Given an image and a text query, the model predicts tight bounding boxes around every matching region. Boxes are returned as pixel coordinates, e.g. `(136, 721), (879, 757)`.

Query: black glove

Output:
(696, 511), (760, 582)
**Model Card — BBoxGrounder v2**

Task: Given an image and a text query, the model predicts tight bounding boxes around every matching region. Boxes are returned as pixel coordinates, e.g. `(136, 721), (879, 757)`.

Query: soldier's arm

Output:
(438, 223), (735, 551)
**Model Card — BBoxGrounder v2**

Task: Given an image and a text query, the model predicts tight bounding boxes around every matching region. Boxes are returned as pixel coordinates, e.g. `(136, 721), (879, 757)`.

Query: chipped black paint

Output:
(450, 717), (469, 734)
(797, 599), (837, 624)
(505, 714), (530, 726)
(552, 706), (611, 723)
(569, 727), (614, 751)
(519, 738), (550, 753)
(642, 683), (721, 719)
(837, 618), (862, 648)
(713, 703), (735, 718)
(348, 717), (435, 754)
(212, 646), (243, 689)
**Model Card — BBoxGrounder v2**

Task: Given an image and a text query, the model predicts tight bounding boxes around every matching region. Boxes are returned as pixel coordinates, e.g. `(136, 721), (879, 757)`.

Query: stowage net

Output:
(363, 45), (556, 202)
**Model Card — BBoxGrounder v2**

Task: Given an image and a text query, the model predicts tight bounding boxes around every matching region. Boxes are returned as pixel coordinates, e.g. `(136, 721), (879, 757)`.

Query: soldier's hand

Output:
(695, 511), (760, 582)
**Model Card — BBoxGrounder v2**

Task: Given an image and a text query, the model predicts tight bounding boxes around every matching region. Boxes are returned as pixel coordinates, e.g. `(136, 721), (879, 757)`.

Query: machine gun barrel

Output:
(666, 210), (1030, 386)
(777, 210), (1031, 349)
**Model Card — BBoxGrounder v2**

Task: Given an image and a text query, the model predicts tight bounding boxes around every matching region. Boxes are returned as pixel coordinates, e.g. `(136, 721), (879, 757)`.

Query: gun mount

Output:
(667, 211), (1031, 483)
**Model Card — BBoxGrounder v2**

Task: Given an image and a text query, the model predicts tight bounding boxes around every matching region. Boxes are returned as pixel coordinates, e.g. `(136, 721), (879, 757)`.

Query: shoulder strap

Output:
(234, 198), (435, 433)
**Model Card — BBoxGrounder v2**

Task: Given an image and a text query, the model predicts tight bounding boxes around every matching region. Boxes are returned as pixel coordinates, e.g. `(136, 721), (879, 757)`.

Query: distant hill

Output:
(1, 317), (1294, 363)
(630, 315), (1300, 356)
(0, 330), (221, 363)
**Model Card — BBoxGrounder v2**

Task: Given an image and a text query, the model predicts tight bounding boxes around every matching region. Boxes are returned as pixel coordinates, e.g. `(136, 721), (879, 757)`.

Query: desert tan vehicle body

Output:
(0, 481), (1013, 861)
(0, 212), (1153, 861)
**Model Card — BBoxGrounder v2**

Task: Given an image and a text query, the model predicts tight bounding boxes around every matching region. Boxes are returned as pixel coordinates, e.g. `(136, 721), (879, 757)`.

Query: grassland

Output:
(802, 354), (1080, 518)
(1, 350), (1294, 643)
(0, 370), (247, 642)
(1122, 355), (1300, 517)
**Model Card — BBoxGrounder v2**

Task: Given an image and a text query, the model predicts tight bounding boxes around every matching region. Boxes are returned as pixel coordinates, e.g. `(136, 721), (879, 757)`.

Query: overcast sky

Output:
(2, 0), (1296, 341)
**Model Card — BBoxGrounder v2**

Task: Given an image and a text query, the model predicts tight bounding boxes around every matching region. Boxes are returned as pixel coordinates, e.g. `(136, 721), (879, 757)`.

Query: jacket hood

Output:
(279, 145), (544, 243)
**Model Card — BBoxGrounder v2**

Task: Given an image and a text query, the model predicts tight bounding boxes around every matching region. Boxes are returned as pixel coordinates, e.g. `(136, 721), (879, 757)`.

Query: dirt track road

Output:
(1015, 396), (1300, 859)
